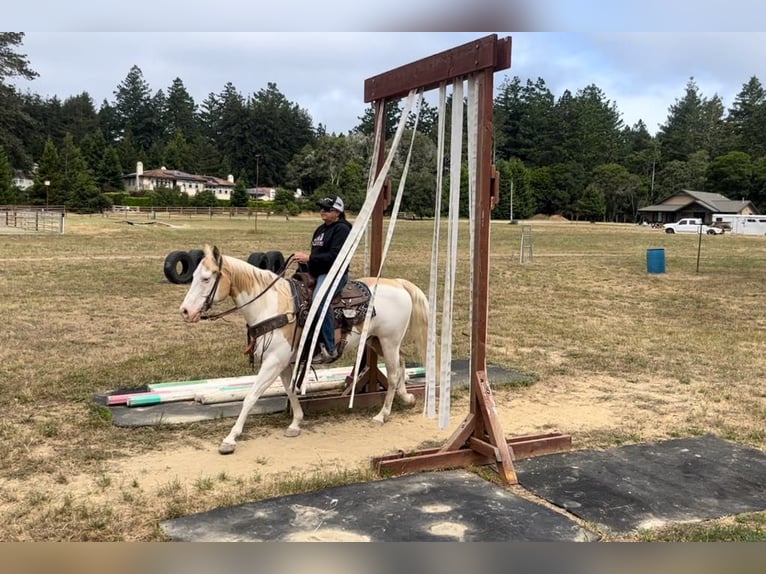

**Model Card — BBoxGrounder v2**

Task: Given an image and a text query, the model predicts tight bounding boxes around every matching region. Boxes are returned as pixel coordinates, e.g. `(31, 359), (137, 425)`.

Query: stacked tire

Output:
(163, 248), (286, 284)
(247, 251), (286, 273)
(163, 250), (205, 284)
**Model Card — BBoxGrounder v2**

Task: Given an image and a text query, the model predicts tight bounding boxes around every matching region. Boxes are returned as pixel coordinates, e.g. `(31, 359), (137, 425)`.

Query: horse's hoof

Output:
(402, 393), (416, 406)
(372, 415), (385, 425)
(219, 442), (236, 455)
(284, 427), (301, 438)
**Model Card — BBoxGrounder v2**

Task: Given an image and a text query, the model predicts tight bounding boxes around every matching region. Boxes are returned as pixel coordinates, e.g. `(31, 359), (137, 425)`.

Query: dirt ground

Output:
(28, 372), (687, 507)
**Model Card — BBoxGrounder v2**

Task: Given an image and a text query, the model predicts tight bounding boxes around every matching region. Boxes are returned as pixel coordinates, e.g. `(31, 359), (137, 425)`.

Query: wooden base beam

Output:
(372, 431), (572, 481)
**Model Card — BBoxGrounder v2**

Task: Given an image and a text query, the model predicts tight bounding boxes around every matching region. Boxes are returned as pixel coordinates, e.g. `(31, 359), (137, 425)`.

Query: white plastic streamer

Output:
(424, 83), (447, 420)
(290, 91), (418, 395)
(439, 78), (464, 429)
(466, 75), (479, 383)
(348, 93), (424, 407)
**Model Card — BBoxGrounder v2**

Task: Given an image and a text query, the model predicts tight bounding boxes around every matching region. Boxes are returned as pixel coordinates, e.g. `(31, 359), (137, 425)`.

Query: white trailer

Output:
(712, 214), (766, 236)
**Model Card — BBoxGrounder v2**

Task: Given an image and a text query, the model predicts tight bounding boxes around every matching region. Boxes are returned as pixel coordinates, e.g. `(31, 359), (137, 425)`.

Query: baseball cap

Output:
(316, 195), (344, 213)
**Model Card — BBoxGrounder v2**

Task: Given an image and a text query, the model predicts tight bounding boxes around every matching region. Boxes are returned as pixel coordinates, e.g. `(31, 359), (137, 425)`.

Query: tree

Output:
(0, 144), (13, 203)
(59, 133), (102, 212)
(190, 189), (217, 207)
(113, 65), (154, 151)
(230, 172), (250, 207)
(724, 76), (766, 159)
(0, 33), (38, 169)
(589, 163), (642, 222)
(655, 160), (691, 197)
(338, 161), (366, 213)
(576, 184), (606, 222)
(657, 78), (724, 164)
(165, 78), (197, 139)
(99, 146), (124, 191)
(30, 138), (61, 206)
(493, 158), (534, 220)
(59, 92), (99, 144)
(272, 188), (299, 216)
(248, 82), (315, 187)
(164, 131), (192, 171)
(707, 151), (752, 198)
(354, 100), (401, 140)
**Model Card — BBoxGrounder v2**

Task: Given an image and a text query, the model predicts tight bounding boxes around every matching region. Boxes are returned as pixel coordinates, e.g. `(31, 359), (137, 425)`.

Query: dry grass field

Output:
(0, 211), (764, 541)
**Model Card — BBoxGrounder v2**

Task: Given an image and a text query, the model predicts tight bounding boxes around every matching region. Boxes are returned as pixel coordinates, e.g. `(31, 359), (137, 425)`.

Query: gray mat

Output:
(160, 469), (597, 542)
(100, 359), (531, 427)
(515, 434), (766, 534)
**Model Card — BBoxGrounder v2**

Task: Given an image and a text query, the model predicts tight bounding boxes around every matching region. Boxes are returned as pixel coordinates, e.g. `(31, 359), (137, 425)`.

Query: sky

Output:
(7, 3), (766, 137)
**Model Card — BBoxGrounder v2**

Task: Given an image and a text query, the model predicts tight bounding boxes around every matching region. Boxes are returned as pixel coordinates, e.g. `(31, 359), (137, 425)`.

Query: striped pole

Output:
(112, 365), (426, 407)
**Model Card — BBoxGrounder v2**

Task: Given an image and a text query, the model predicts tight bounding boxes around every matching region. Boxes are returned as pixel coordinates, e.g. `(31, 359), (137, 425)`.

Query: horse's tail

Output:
(397, 278), (430, 364)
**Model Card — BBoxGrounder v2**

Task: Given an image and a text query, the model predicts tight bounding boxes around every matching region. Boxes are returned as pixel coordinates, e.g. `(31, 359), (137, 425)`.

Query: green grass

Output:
(1, 214), (764, 541)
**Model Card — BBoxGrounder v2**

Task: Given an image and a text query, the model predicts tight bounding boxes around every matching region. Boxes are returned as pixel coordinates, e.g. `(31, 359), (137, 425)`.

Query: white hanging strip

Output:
(466, 75), (479, 383)
(348, 92), (424, 407)
(439, 78), (464, 430)
(290, 91), (418, 394)
(424, 82), (447, 420)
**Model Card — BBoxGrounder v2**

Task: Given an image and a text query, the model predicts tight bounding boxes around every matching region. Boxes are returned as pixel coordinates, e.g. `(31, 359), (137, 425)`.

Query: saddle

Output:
(289, 272), (374, 333)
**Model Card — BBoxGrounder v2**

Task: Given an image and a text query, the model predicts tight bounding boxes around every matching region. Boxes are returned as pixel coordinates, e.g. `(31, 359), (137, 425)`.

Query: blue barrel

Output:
(646, 248), (666, 274)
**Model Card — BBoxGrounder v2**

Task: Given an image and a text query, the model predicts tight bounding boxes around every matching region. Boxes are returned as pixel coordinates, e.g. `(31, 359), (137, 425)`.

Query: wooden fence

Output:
(0, 206), (66, 234)
(105, 205), (280, 220)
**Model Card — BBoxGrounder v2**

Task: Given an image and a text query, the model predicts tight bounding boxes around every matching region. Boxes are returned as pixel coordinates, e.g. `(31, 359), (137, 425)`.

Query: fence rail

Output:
(107, 206), (272, 220)
(0, 206), (66, 234)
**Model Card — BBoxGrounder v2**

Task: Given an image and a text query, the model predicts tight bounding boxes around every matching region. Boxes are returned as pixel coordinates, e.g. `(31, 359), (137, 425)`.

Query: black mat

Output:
(515, 434), (766, 534)
(100, 360), (531, 427)
(160, 470), (597, 542)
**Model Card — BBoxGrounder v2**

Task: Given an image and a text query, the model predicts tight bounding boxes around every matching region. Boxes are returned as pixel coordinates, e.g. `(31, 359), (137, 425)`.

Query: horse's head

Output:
(179, 244), (231, 322)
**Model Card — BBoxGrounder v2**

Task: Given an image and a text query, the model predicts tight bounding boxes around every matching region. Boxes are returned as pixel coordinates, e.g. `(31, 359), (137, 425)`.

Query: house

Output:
(638, 189), (758, 225)
(247, 187), (277, 201)
(123, 162), (235, 200)
(12, 171), (34, 190)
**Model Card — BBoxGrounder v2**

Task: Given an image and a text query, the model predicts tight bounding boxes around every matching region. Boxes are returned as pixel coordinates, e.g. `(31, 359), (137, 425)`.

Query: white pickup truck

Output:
(663, 218), (724, 235)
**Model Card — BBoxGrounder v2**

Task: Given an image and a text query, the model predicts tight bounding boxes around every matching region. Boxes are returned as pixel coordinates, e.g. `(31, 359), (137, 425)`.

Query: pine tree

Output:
(113, 65), (154, 151)
(59, 133), (101, 211)
(230, 174), (250, 207)
(0, 144), (13, 203)
(165, 78), (198, 139)
(31, 138), (61, 206)
(0, 33), (38, 169)
(100, 146), (124, 191)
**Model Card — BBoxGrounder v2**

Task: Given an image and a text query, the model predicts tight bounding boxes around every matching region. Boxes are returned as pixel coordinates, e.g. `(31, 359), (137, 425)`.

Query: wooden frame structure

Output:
(363, 34), (571, 485)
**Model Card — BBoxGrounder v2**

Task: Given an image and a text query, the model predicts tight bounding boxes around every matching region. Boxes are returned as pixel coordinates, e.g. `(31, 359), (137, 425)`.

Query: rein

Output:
(201, 253), (295, 322)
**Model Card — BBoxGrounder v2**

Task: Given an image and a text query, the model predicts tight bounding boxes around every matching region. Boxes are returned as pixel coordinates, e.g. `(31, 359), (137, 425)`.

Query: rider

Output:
(294, 194), (352, 364)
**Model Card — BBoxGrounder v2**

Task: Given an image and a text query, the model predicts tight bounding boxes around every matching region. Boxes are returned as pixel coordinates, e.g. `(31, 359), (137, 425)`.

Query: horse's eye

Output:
(201, 276), (210, 283)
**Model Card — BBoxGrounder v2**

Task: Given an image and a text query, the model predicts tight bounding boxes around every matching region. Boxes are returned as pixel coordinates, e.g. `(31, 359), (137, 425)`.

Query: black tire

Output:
(164, 250), (194, 284)
(665, 228), (675, 234)
(265, 250), (285, 273)
(188, 249), (205, 270)
(706, 229), (716, 235)
(247, 251), (268, 269)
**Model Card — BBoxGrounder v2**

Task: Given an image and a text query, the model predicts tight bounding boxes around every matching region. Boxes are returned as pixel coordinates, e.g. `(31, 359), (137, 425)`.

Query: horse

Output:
(179, 245), (430, 455)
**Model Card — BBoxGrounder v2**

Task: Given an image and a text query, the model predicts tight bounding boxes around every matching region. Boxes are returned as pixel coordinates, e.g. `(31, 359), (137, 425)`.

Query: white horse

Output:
(179, 245), (429, 454)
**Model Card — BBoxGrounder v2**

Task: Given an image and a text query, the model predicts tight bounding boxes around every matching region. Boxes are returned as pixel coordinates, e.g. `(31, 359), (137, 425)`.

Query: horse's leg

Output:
(219, 356), (284, 454)
(372, 339), (414, 424)
(280, 365), (304, 437)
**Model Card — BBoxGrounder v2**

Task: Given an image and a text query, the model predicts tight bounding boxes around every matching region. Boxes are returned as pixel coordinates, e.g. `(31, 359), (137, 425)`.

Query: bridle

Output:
(200, 252), (295, 322)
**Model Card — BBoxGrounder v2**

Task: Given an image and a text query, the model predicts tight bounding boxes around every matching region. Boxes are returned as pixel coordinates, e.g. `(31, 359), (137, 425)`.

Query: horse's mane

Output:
(222, 254), (291, 299)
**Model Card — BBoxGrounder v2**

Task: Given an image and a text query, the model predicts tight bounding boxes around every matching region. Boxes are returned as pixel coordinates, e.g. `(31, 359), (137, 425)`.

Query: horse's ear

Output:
(212, 245), (221, 261)
(203, 244), (213, 258)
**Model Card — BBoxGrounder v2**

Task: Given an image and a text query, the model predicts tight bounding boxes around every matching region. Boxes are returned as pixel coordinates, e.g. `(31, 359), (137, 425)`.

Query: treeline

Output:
(1, 33), (766, 218)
